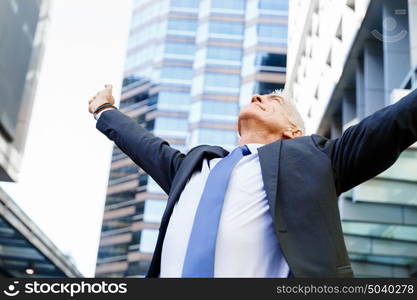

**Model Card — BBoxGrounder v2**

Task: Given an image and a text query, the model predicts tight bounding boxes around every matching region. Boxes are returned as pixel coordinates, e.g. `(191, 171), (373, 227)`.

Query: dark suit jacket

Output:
(96, 89), (417, 278)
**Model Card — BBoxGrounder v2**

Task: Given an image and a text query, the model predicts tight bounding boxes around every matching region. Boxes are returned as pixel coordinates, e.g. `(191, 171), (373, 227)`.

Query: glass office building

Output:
(0, 0), (49, 182)
(287, 0), (417, 277)
(0, 0), (81, 277)
(96, 0), (289, 277)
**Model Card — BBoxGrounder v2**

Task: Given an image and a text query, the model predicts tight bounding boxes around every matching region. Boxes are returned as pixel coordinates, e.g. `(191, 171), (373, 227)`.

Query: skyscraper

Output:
(287, 0), (417, 277)
(0, 0), (82, 277)
(0, 0), (48, 181)
(96, 0), (289, 277)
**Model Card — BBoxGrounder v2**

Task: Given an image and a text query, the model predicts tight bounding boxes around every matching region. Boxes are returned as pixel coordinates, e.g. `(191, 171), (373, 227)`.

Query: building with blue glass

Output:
(95, 0), (289, 277)
(287, 0), (417, 277)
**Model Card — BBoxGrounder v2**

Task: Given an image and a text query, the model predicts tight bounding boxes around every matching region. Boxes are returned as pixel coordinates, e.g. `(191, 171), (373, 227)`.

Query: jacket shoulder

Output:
(310, 134), (330, 149)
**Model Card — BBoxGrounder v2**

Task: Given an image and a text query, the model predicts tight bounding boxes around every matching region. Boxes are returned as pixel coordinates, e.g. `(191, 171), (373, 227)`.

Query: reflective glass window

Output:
(144, 199), (167, 223)
(259, 0), (288, 10)
(157, 91), (191, 111)
(209, 21), (244, 35)
(342, 221), (417, 242)
(171, 0), (200, 8)
(378, 150), (417, 182)
(254, 82), (284, 94)
(161, 66), (193, 80)
(211, 0), (246, 10)
(154, 117), (188, 132)
(207, 46), (242, 61)
(204, 72), (240, 88)
(256, 52), (287, 68)
(147, 176), (165, 194)
(353, 178), (417, 206)
(258, 24), (288, 39)
(201, 100), (238, 117)
(140, 229), (158, 253)
(198, 128), (237, 145)
(165, 42), (196, 55)
(168, 18), (198, 32)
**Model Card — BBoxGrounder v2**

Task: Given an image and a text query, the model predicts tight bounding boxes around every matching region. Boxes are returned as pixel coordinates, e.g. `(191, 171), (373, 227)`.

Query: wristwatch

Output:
(93, 103), (117, 120)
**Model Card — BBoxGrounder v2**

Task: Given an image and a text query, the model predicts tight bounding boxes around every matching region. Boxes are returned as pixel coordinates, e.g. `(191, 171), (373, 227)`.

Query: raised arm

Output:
(313, 88), (417, 196)
(89, 85), (185, 194)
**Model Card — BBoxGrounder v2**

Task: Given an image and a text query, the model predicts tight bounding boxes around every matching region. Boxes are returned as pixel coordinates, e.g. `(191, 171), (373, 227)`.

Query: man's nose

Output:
(251, 94), (262, 103)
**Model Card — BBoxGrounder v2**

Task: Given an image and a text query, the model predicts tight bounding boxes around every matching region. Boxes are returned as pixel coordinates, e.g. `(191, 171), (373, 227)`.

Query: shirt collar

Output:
(245, 144), (264, 155)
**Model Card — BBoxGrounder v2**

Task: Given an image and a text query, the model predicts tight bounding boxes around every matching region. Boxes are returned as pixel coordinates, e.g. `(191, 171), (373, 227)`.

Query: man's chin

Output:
(238, 108), (263, 122)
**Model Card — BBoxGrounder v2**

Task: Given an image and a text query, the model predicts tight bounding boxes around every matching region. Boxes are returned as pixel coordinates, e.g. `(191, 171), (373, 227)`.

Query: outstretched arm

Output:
(313, 88), (417, 196)
(89, 85), (185, 194)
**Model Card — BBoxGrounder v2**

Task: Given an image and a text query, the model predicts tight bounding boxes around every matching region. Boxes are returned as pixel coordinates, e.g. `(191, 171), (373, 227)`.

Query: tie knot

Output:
(240, 145), (251, 156)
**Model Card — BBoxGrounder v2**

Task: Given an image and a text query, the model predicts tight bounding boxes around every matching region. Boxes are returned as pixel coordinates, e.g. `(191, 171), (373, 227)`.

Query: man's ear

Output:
(282, 128), (302, 139)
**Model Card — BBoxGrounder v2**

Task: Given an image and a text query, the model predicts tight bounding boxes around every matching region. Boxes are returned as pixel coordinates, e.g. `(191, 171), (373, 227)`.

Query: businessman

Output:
(89, 84), (417, 277)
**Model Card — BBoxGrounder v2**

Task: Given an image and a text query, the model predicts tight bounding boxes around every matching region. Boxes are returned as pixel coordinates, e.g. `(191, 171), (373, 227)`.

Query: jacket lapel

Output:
(258, 140), (282, 221)
(159, 146), (228, 230)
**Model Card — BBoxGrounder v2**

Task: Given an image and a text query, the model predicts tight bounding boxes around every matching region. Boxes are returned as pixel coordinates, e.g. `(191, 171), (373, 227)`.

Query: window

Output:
(258, 24), (288, 39)
(209, 21), (244, 35)
(207, 46), (242, 61)
(378, 150), (417, 182)
(144, 199), (167, 223)
(205, 72), (240, 89)
(157, 91), (191, 110)
(343, 221), (417, 243)
(165, 42), (195, 55)
(147, 176), (164, 194)
(353, 178), (417, 206)
(168, 18), (198, 32)
(256, 52), (287, 68)
(98, 244), (128, 260)
(171, 0), (199, 8)
(211, 0), (246, 10)
(201, 100), (238, 116)
(109, 165), (139, 185)
(254, 82), (284, 94)
(190, 100), (238, 123)
(256, 52), (287, 73)
(140, 229), (158, 253)
(198, 128), (237, 145)
(161, 66), (193, 80)
(259, 0), (288, 11)
(154, 117), (188, 132)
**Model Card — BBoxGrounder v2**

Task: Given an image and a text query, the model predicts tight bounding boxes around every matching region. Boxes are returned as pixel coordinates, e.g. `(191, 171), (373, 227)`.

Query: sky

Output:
(0, 0), (133, 276)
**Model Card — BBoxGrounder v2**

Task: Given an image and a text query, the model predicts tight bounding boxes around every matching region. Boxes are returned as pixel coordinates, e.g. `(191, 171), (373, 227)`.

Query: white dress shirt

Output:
(160, 144), (290, 277)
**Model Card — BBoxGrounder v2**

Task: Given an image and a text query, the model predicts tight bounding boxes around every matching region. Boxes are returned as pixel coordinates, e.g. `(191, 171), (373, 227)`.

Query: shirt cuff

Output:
(94, 108), (116, 120)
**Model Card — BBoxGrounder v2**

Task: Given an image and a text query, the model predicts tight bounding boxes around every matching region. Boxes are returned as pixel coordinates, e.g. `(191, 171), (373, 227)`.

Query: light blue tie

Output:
(182, 145), (251, 277)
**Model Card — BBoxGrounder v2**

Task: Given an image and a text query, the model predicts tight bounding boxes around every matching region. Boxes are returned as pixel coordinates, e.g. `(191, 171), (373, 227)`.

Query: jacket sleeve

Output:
(96, 109), (185, 194)
(313, 88), (417, 196)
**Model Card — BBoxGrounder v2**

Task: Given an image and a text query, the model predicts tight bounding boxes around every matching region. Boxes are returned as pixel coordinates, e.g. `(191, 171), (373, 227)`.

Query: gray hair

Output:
(271, 89), (305, 135)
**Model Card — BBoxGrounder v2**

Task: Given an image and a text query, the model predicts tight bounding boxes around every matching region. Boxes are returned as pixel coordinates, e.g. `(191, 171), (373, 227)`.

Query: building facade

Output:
(96, 0), (289, 277)
(0, 0), (82, 277)
(287, 0), (417, 277)
(0, 0), (49, 182)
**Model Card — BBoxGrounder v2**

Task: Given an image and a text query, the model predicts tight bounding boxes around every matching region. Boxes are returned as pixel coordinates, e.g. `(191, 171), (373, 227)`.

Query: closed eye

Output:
(270, 95), (284, 104)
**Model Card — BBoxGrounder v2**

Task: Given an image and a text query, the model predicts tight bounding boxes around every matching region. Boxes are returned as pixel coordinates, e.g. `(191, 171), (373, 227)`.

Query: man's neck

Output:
(238, 131), (282, 146)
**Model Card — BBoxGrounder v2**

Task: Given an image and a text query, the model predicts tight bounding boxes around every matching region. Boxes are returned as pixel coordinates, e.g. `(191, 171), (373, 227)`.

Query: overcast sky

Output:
(0, 0), (132, 277)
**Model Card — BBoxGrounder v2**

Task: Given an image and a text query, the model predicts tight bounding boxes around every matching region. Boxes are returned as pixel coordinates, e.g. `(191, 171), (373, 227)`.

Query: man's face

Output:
(238, 93), (295, 136)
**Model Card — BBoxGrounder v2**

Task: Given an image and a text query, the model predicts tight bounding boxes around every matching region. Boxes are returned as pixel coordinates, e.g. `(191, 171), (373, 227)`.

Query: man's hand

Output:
(88, 84), (115, 114)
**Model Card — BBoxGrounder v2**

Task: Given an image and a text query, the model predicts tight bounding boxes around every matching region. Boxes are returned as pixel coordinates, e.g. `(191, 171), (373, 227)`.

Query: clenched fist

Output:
(88, 84), (115, 114)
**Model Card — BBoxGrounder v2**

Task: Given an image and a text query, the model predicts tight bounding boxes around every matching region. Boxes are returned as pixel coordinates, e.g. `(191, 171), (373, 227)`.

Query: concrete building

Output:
(96, 0), (289, 277)
(0, 0), (82, 277)
(286, 0), (417, 277)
